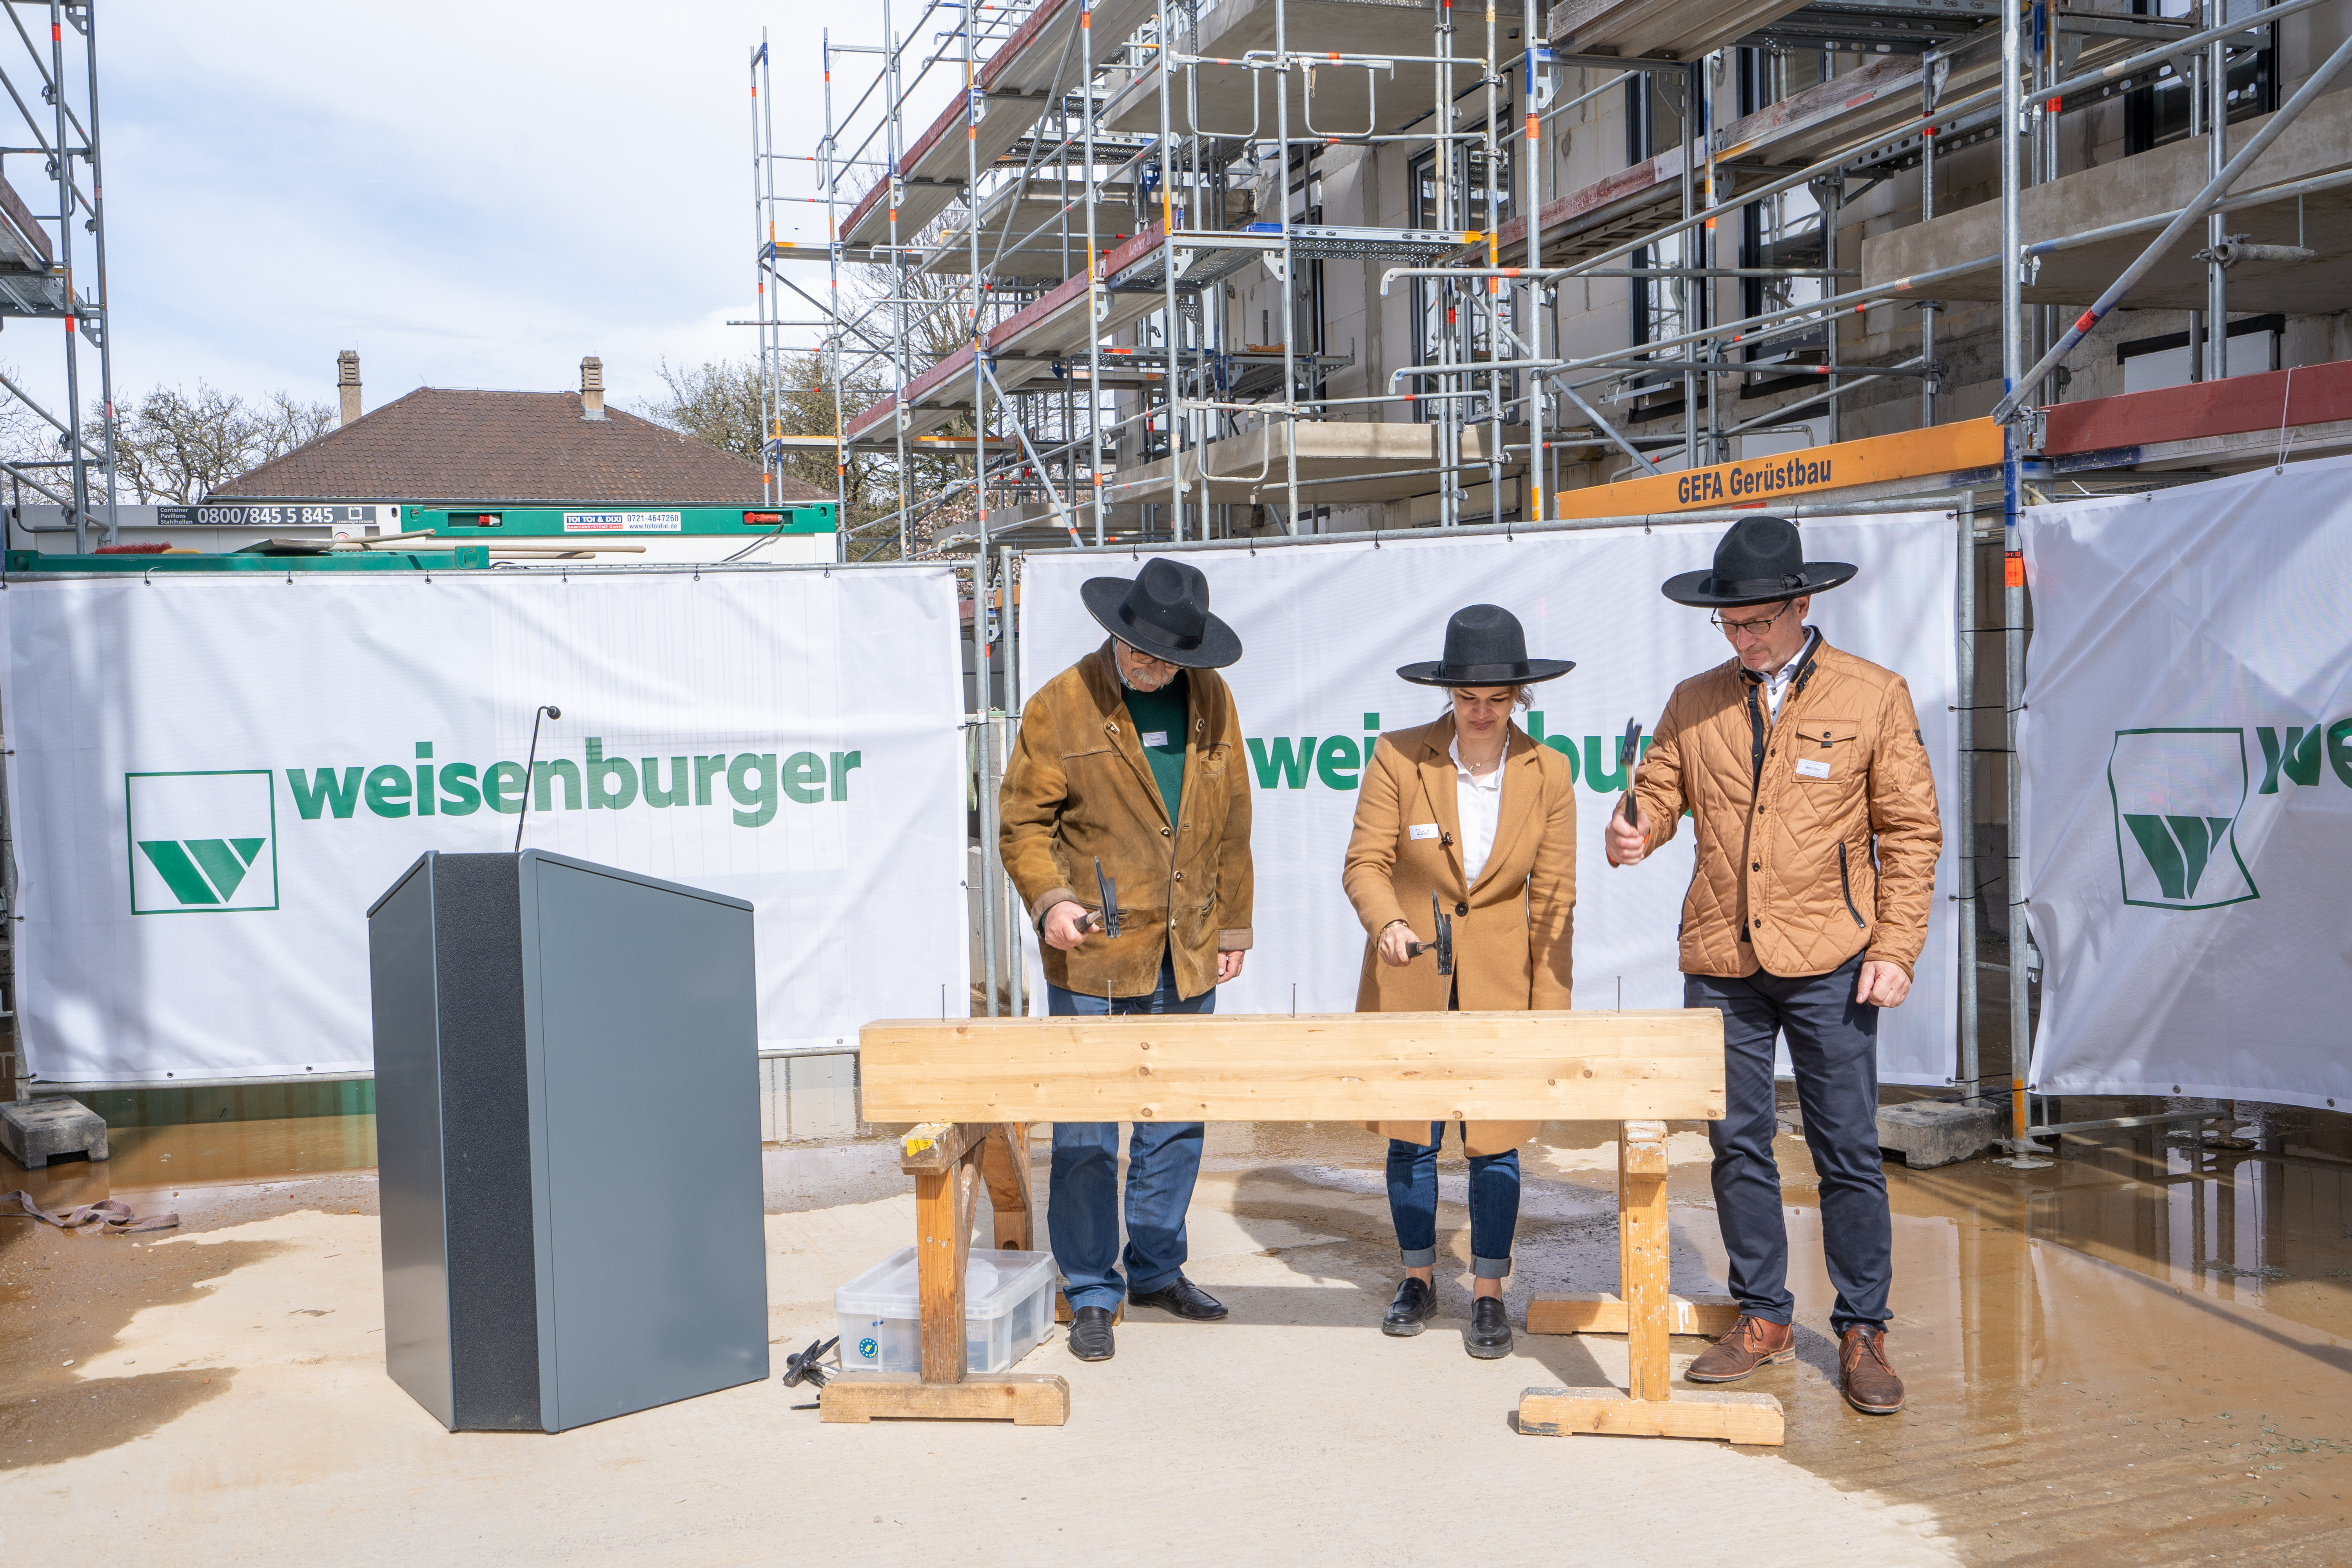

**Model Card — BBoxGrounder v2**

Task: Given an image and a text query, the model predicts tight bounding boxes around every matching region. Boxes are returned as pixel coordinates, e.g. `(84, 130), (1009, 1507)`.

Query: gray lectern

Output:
(367, 849), (767, 1432)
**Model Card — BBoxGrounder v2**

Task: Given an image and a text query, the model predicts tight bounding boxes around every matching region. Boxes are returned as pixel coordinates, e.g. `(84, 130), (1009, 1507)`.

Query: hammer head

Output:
(1093, 855), (1122, 939)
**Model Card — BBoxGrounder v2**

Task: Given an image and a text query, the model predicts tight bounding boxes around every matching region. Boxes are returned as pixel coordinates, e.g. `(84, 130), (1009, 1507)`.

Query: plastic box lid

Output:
(835, 1247), (1056, 1319)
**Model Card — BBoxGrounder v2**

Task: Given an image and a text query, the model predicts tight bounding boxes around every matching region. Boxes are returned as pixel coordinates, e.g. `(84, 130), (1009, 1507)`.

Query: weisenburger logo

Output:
(126, 770), (281, 915)
(2107, 728), (2258, 910)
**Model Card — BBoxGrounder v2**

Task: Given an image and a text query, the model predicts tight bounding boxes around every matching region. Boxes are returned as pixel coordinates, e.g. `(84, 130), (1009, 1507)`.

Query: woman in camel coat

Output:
(1341, 604), (1577, 1359)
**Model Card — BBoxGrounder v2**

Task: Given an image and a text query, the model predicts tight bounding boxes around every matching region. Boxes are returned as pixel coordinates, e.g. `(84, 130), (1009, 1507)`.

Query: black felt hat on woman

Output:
(1081, 557), (1243, 670)
(1396, 604), (1575, 688)
(1661, 515), (1857, 608)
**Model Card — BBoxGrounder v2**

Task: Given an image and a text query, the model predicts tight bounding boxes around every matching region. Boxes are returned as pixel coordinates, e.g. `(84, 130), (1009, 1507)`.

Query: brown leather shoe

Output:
(1684, 1314), (1795, 1383)
(1839, 1326), (1906, 1414)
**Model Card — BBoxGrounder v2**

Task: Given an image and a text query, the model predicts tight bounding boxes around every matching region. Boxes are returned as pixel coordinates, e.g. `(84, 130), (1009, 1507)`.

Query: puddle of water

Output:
(1702, 1106), (2352, 1565)
(1, 1116), (378, 1217)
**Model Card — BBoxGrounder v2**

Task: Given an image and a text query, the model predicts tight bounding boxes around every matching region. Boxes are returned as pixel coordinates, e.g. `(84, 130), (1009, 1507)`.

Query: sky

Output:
(11, 0), (956, 423)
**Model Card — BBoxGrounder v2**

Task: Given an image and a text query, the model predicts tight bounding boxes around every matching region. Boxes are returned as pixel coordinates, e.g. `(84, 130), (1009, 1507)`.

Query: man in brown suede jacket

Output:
(1608, 515), (1940, 1417)
(998, 557), (1253, 1363)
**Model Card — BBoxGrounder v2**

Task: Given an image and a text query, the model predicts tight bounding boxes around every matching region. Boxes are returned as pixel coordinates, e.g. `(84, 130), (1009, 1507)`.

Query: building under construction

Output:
(753, 0), (2352, 1142)
(758, 0), (2352, 559)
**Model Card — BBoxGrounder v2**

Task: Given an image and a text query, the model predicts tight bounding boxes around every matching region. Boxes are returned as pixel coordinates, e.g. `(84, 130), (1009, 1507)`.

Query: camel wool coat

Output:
(1341, 715), (1577, 1157)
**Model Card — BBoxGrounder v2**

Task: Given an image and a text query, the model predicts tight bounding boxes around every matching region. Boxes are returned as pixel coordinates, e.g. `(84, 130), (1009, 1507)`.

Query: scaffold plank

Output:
(2040, 357), (2352, 458)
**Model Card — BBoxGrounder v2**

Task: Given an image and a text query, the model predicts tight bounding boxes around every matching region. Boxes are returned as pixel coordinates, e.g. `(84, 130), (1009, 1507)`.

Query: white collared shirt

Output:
(1761, 627), (1820, 719)
(1448, 731), (1505, 886)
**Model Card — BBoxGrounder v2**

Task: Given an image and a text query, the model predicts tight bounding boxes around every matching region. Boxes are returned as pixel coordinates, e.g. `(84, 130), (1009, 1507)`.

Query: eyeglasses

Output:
(1710, 601), (1793, 637)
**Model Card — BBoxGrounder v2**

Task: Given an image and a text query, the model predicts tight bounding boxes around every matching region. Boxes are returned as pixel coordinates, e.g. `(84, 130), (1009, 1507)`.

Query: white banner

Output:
(2021, 460), (2352, 1111)
(0, 566), (971, 1085)
(1017, 514), (1961, 1083)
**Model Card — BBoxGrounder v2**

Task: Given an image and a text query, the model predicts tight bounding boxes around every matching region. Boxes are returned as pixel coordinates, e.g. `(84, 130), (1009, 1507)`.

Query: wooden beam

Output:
(1525, 1293), (1740, 1338)
(1517, 1387), (1784, 1445)
(1619, 1121), (1672, 1403)
(820, 1374), (1071, 1426)
(860, 1010), (1726, 1123)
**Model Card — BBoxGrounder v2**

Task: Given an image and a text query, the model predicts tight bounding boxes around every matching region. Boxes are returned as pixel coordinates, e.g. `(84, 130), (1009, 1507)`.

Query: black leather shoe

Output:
(1382, 1277), (1437, 1337)
(1127, 1274), (1229, 1321)
(1465, 1295), (1513, 1359)
(1068, 1305), (1116, 1361)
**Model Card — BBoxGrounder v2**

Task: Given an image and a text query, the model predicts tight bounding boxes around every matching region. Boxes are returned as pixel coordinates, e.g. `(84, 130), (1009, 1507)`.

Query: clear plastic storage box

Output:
(834, 1247), (1057, 1376)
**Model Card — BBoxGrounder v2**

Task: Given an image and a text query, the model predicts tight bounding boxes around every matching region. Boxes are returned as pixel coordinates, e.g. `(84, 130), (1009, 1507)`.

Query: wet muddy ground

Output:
(5, 1099), (2350, 1563)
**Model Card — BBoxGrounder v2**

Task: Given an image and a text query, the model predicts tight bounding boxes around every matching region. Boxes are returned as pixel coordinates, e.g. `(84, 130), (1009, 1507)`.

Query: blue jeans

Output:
(1045, 956), (1212, 1311)
(1386, 1122), (1520, 1280)
(1687, 953), (1891, 1334)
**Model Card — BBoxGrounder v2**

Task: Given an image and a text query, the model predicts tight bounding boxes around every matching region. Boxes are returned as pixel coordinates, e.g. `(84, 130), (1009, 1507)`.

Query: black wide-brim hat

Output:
(1662, 514), (1857, 608)
(1397, 603), (1575, 688)
(1081, 556), (1243, 669)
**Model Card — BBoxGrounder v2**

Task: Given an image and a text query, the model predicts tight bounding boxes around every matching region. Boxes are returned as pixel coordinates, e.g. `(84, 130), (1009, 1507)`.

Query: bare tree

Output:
(95, 383), (334, 504)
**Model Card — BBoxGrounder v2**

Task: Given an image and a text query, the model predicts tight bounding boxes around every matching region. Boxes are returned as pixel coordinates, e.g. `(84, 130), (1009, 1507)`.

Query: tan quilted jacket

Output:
(1632, 633), (1940, 980)
(999, 641), (1254, 1001)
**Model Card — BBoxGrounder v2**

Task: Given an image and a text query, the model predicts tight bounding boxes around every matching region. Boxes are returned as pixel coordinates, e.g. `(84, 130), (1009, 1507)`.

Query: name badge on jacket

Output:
(1794, 757), (1832, 780)
(1140, 730), (1169, 747)
(1409, 823), (1441, 840)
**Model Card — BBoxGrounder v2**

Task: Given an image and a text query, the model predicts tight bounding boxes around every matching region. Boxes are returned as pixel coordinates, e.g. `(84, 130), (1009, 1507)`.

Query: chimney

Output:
(580, 355), (606, 421)
(337, 350), (361, 426)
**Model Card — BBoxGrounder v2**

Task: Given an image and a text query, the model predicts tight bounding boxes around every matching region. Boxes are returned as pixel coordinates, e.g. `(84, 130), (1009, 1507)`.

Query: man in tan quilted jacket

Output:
(1606, 515), (1940, 1417)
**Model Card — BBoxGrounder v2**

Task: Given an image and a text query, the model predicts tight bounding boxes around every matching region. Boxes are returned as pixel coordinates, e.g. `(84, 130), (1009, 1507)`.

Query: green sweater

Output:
(1122, 673), (1188, 824)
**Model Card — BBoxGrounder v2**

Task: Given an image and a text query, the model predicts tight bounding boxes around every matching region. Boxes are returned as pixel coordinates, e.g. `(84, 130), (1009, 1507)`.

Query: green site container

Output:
(5, 547), (493, 573)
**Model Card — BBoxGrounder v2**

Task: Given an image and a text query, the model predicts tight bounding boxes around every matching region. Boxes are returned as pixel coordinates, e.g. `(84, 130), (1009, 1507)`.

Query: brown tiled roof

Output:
(211, 387), (828, 504)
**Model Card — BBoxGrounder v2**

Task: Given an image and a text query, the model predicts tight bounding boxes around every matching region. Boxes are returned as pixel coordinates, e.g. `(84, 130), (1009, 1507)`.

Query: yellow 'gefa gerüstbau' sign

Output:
(1555, 418), (2004, 519)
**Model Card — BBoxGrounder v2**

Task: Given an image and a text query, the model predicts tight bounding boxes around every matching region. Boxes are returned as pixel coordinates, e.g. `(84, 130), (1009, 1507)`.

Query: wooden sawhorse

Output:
(825, 1009), (1780, 1444)
(1517, 1118), (1781, 1443)
(818, 1119), (1071, 1425)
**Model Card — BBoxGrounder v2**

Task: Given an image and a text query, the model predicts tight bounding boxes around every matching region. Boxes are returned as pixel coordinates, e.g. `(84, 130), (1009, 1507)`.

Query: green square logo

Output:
(2107, 728), (2259, 911)
(125, 770), (280, 915)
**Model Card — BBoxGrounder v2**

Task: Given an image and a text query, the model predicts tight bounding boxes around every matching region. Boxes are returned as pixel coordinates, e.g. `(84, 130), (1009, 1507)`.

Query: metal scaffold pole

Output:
(1999, 0), (2035, 1162)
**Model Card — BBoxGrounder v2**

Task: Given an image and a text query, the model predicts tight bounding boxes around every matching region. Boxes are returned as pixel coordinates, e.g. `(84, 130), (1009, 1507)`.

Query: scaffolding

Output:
(0, 0), (114, 554)
(756, 0), (2352, 1150)
(0, 0), (112, 1103)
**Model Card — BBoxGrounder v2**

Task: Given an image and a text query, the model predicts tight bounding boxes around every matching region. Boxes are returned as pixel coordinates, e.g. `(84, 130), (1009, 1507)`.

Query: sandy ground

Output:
(7, 1110), (2352, 1565)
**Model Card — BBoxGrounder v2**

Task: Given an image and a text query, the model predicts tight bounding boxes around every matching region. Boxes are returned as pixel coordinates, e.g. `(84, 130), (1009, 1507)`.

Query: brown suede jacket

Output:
(998, 641), (1254, 1000)
(1632, 632), (1940, 980)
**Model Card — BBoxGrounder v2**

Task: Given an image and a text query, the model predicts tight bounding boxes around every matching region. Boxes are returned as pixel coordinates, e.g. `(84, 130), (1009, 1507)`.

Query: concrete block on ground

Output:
(0, 1096), (109, 1168)
(1876, 1100), (2000, 1168)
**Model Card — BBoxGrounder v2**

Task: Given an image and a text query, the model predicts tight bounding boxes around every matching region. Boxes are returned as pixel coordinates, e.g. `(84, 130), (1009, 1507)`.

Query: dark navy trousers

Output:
(1686, 952), (1892, 1334)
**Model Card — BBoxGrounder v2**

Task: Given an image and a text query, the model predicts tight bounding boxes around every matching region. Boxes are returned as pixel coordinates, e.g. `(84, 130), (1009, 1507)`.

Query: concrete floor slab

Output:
(7, 1108), (2352, 1564)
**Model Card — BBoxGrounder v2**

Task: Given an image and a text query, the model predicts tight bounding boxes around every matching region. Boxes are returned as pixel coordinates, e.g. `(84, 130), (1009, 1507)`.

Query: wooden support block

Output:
(1054, 1293), (1124, 1326)
(1618, 1119), (1670, 1175)
(1618, 1120), (1672, 1403)
(820, 1374), (1071, 1426)
(901, 1121), (988, 1174)
(1525, 1292), (1741, 1338)
(1517, 1387), (1784, 1446)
